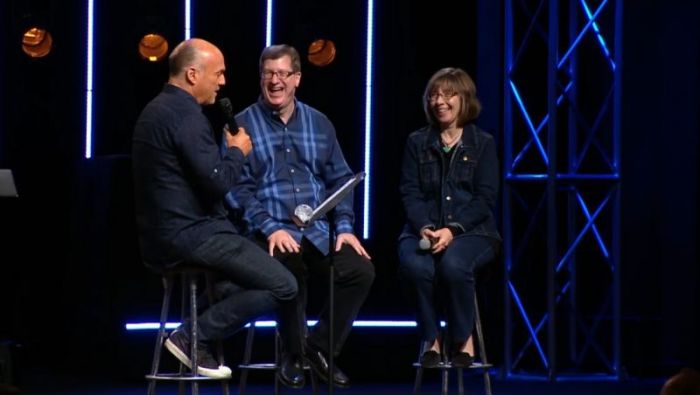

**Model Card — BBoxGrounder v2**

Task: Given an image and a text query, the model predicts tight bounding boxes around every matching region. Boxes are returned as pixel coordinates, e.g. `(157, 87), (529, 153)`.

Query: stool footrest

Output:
(238, 363), (277, 370)
(412, 361), (493, 370)
(146, 373), (230, 382)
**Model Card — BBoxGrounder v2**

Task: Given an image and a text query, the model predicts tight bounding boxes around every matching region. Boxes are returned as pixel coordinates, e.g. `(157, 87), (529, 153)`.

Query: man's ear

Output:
(185, 67), (198, 85)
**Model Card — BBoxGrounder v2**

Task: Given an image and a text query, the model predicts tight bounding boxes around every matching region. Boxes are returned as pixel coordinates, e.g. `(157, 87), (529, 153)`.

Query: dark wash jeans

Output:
(183, 233), (298, 342)
(397, 234), (497, 348)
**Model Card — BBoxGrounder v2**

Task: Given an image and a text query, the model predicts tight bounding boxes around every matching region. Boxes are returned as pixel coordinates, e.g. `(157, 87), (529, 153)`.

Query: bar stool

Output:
(412, 291), (493, 395)
(145, 265), (230, 395)
(238, 322), (319, 395)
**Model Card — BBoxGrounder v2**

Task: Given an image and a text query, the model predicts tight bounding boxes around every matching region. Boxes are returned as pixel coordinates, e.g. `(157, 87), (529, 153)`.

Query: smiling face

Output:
(422, 68), (482, 129)
(259, 55), (301, 117)
(428, 88), (462, 130)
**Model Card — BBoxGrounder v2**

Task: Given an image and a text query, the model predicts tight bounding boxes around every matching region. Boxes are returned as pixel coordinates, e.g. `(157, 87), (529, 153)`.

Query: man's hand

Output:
(336, 233), (371, 260)
(267, 229), (300, 256)
(225, 127), (252, 156)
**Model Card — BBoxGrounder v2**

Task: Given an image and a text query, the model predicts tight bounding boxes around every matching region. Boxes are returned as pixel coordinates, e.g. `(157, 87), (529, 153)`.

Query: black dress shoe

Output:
(303, 345), (350, 388)
(277, 354), (305, 389)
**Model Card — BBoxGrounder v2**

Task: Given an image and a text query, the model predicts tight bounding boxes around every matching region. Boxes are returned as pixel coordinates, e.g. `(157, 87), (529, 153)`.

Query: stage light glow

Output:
(125, 320), (447, 331)
(21, 27), (53, 58)
(308, 39), (336, 67)
(138, 34), (169, 62)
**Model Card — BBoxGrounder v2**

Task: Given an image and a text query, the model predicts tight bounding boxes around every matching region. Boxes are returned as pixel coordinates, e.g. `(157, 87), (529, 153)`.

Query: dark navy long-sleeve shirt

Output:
(132, 84), (245, 266)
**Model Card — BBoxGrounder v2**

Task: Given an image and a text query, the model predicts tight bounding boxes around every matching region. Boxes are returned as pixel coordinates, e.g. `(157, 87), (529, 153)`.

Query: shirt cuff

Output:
(336, 219), (354, 234)
(260, 218), (282, 237)
(446, 222), (465, 236)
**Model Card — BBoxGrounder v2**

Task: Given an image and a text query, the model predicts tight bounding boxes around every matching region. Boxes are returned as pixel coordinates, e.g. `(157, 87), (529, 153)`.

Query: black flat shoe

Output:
(420, 350), (441, 368)
(450, 352), (474, 368)
(303, 344), (350, 388)
(277, 354), (305, 389)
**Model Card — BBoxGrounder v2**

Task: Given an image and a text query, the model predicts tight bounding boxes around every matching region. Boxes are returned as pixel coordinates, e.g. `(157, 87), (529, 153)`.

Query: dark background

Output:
(0, 0), (698, 386)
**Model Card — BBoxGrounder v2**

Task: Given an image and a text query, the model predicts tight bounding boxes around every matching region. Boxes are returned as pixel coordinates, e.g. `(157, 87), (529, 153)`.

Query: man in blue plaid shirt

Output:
(228, 44), (375, 389)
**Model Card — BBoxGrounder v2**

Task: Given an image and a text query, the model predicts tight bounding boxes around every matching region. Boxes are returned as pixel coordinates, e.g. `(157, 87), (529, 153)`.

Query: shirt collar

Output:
(257, 96), (300, 125)
(163, 83), (201, 110)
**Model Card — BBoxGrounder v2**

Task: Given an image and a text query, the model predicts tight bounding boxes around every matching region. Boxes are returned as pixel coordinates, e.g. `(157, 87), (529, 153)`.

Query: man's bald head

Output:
(167, 38), (226, 105)
(169, 38), (222, 77)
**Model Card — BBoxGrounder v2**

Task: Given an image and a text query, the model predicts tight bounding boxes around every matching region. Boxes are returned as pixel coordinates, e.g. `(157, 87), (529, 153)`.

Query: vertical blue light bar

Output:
(362, 0), (374, 239)
(184, 0), (191, 39)
(265, 0), (274, 47)
(84, 0), (95, 159)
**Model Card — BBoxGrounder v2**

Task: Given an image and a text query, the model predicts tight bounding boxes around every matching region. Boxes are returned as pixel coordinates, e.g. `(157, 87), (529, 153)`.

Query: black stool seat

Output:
(145, 264), (230, 395)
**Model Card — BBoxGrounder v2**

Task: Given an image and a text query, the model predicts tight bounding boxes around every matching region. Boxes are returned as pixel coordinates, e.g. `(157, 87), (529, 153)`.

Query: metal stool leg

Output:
(204, 273), (230, 395)
(457, 367), (464, 395)
(148, 274), (174, 395)
(441, 368), (449, 395)
(238, 324), (256, 395)
(186, 274), (199, 394)
(147, 268), (230, 394)
(473, 293), (492, 395)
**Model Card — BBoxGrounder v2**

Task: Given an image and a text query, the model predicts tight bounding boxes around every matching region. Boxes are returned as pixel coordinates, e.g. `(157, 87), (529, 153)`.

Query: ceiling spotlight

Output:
(138, 33), (169, 62)
(308, 39), (336, 67)
(22, 27), (53, 58)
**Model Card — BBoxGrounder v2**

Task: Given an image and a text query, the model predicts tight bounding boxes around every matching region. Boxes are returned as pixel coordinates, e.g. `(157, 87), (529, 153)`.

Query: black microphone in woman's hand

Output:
(218, 98), (239, 135)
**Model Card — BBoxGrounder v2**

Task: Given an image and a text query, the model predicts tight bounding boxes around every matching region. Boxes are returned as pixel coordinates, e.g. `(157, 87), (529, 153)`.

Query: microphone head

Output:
(218, 98), (234, 117)
(418, 238), (432, 251)
(294, 204), (314, 224)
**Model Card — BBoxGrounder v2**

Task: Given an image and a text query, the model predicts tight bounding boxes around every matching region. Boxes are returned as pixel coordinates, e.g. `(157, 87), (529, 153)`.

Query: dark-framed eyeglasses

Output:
(427, 91), (458, 102)
(261, 70), (297, 80)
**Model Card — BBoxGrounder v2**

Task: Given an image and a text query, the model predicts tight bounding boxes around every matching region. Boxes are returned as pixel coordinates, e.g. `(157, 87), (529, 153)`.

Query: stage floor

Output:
(11, 373), (663, 395)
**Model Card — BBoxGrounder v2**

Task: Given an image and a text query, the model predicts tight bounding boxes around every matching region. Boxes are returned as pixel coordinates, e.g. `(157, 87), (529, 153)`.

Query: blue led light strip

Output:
(508, 282), (549, 368)
(508, 81), (548, 166)
(84, 0), (95, 159)
(184, 0), (191, 39)
(362, 0), (374, 239)
(125, 320), (446, 331)
(580, 0), (614, 71)
(265, 0), (273, 47)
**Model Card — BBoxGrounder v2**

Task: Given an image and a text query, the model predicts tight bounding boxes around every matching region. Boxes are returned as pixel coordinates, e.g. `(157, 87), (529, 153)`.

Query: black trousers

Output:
(256, 235), (375, 357)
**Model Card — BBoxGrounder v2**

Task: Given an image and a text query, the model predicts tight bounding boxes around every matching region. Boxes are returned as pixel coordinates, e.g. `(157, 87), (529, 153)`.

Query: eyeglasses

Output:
(427, 91), (458, 102)
(261, 70), (297, 80)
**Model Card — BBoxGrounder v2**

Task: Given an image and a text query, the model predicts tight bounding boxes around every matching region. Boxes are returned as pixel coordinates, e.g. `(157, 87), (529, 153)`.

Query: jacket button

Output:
(447, 214), (453, 220)
(446, 196), (452, 201)
(463, 156), (468, 161)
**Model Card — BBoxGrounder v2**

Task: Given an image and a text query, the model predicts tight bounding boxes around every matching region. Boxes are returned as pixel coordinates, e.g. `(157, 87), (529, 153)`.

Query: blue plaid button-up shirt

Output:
(227, 98), (356, 255)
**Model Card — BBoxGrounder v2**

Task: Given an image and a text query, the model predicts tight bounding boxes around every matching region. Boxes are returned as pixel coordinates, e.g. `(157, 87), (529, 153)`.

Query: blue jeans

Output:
(398, 234), (497, 346)
(184, 233), (298, 342)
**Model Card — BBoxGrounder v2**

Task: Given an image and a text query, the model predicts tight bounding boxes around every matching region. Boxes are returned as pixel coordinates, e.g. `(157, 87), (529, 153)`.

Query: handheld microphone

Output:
(218, 98), (239, 135)
(419, 237), (433, 251)
(294, 204), (314, 224)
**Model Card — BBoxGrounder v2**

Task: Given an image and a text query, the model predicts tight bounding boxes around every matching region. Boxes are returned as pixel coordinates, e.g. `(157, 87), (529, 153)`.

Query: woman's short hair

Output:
(423, 67), (482, 127)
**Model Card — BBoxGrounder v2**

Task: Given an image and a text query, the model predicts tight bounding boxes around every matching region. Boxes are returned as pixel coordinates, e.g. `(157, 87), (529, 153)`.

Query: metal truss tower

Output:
(503, 0), (622, 379)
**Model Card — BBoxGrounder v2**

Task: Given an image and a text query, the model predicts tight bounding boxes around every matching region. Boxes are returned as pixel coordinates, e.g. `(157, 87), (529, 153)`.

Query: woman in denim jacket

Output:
(398, 68), (501, 368)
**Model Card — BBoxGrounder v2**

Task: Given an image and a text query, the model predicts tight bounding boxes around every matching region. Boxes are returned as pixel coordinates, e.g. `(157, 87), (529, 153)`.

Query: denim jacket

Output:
(399, 123), (501, 241)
